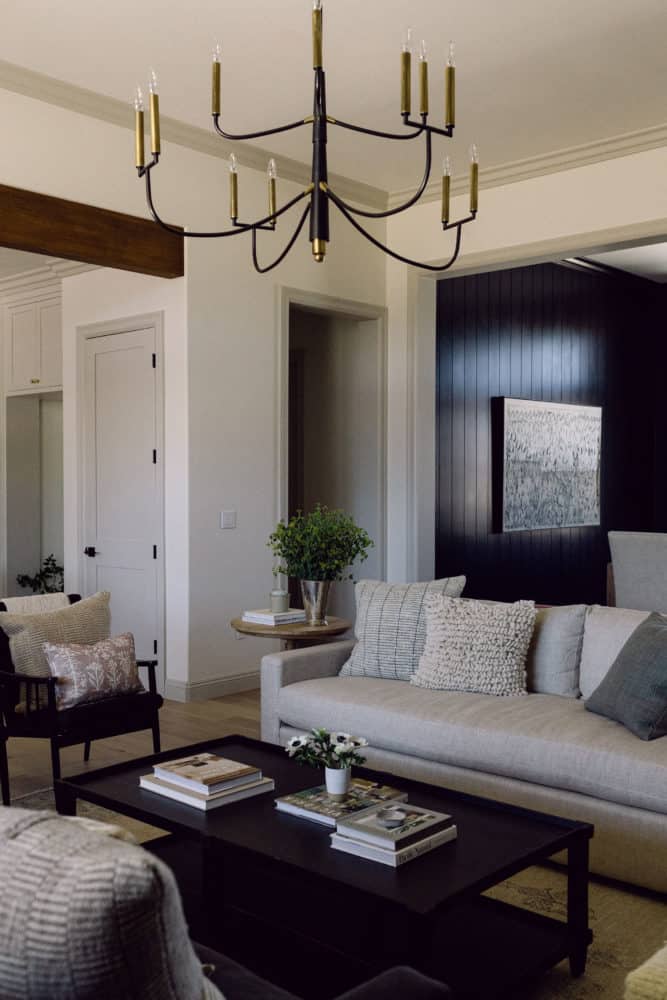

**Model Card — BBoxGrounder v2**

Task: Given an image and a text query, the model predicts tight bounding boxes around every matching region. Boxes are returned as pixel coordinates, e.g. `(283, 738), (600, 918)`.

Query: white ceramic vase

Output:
(325, 766), (351, 801)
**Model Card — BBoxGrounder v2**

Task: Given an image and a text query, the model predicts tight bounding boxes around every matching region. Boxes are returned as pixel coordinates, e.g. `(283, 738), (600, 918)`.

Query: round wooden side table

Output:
(230, 616), (351, 650)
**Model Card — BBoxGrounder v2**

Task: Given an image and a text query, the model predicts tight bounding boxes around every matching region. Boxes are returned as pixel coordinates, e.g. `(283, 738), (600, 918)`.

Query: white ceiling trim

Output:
(389, 121), (667, 207)
(0, 260), (95, 301)
(0, 59), (386, 211)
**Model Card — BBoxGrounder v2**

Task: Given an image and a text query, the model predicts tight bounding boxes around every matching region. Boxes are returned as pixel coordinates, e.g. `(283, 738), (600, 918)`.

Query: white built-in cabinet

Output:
(4, 298), (62, 394)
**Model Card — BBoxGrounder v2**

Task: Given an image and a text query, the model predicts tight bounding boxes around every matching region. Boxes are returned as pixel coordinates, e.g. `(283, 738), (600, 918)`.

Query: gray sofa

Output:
(261, 603), (667, 893)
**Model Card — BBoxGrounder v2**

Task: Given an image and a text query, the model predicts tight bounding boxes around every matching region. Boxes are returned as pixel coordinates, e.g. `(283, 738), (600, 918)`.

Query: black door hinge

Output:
(152, 353), (156, 369)
(152, 449), (157, 464)
(153, 544), (157, 560)
(153, 639), (158, 655)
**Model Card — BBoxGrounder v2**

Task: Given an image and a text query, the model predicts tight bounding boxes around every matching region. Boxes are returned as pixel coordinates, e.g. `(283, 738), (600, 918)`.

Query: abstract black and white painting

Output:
(496, 398), (602, 532)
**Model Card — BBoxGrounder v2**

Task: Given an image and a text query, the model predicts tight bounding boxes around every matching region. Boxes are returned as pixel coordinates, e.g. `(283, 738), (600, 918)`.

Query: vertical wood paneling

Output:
(435, 262), (655, 605)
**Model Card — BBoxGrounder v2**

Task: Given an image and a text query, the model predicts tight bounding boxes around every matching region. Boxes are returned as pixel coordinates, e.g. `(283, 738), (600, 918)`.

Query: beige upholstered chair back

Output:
(608, 531), (667, 612)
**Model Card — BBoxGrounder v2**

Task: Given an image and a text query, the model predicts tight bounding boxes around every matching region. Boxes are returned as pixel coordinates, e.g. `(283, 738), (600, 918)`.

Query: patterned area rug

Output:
(12, 789), (667, 999)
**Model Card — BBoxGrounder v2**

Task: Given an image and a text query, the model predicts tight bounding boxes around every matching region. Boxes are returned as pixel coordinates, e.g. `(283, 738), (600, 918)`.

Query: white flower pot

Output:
(325, 766), (351, 801)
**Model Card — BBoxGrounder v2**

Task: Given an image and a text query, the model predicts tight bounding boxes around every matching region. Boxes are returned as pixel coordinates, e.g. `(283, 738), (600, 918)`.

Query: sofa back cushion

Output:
(579, 604), (650, 699)
(527, 604), (587, 698)
(339, 577), (466, 681)
(0, 807), (223, 1000)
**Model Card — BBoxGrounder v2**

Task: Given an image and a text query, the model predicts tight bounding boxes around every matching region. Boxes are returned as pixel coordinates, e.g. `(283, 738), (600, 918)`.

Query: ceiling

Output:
(0, 248), (62, 279)
(0, 0), (666, 193)
(584, 244), (667, 283)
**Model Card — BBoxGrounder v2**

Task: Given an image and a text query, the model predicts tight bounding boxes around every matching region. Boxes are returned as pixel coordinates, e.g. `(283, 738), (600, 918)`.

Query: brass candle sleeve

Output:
(312, 237), (326, 262)
(419, 60), (429, 116)
(269, 177), (277, 220)
(401, 51), (411, 115)
(445, 65), (455, 127)
(470, 162), (479, 213)
(441, 174), (450, 224)
(312, 7), (323, 68)
(230, 171), (239, 220)
(149, 92), (161, 154)
(135, 109), (145, 168)
(212, 60), (221, 115)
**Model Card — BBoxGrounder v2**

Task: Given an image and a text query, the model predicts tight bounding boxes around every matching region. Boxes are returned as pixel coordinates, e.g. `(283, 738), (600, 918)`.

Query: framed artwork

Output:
(492, 398), (602, 533)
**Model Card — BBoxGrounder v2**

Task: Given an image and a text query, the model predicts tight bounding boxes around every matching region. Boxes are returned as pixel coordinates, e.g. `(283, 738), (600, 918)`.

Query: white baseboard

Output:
(164, 671), (260, 703)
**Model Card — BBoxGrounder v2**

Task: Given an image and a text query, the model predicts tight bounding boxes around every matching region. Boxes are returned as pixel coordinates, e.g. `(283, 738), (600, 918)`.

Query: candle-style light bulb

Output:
(229, 153), (239, 220)
(133, 86), (145, 169)
(441, 156), (451, 224)
(445, 41), (455, 128)
(401, 27), (412, 116)
(419, 39), (429, 116)
(312, 0), (323, 68)
(268, 158), (277, 222)
(148, 69), (160, 155)
(212, 42), (221, 116)
(469, 144), (479, 213)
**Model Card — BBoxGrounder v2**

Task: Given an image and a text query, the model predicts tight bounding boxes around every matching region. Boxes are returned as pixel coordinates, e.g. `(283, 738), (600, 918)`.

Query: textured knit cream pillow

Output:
(411, 595), (537, 696)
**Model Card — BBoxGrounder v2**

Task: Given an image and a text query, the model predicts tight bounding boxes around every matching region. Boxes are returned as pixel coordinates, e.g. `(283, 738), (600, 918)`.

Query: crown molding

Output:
(0, 260), (95, 301)
(0, 59), (386, 210)
(388, 122), (667, 208)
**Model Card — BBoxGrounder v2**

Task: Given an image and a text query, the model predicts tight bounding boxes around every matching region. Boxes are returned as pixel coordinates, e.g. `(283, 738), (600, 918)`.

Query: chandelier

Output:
(132, 2), (479, 274)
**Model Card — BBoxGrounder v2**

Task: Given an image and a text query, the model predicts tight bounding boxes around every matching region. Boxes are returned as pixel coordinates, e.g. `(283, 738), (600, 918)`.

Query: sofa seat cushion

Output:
(278, 677), (667, 815)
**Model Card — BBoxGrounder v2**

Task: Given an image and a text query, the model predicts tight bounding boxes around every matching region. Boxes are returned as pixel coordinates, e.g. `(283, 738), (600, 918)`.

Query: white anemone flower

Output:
(333, 741), (355, 755)
(350, 737), (368, 748)
(332, 732), (352, 744)
(286, 735), (310, 756)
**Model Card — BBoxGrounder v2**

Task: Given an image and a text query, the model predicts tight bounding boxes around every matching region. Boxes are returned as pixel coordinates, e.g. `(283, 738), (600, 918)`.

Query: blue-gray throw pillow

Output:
(585, 612), (667, 740)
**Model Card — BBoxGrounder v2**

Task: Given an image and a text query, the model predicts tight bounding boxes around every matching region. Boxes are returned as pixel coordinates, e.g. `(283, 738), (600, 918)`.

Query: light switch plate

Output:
(220, 510), (237, 529)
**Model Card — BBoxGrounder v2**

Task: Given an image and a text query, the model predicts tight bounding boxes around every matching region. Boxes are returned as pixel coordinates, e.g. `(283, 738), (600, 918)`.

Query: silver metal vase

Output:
(300, 580), (331, 626)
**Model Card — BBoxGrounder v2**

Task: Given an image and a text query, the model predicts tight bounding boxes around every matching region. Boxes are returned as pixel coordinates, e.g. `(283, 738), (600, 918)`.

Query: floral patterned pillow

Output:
(43, 633), (144, 710)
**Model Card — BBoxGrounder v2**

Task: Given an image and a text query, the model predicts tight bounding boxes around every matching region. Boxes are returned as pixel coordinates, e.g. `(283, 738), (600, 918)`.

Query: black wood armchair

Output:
(0, 595), (162, 808)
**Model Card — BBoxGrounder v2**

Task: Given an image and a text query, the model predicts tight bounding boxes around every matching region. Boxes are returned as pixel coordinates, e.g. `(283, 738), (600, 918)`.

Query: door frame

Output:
(76, 311), (165, 689)
(276, 286), (388, 582)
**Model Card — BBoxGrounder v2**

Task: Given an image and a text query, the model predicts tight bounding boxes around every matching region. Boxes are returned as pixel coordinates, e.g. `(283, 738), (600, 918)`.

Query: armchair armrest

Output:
(137, 659), (158, 696)
(261, 639), (355, 745)
(0, 670), (57, 722)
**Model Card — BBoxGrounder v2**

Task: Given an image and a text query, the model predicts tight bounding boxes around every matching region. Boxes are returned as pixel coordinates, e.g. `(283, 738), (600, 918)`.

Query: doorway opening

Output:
(287, 300), (386, 623)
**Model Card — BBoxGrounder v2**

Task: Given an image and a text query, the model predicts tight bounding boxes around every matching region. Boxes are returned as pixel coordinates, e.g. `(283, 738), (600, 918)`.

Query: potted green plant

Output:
(286, 728), (368, 800)
(268, 504), (373, 625)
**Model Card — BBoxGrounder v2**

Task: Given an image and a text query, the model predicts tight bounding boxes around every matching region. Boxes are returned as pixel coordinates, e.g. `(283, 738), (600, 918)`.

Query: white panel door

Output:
(82, 328), (162, 677)
(39, 301), (63, 388)
(7, 304), (39, 391)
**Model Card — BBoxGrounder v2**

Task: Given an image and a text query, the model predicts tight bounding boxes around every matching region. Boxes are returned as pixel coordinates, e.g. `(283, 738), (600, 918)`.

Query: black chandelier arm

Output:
(327, 116), (425, 142)
(212, 113), (309, 143)
(328, 189), (463, 272)
(322, 130), (433, 221)
(144, 166), (312, 238)
(251, 204), (311, 274)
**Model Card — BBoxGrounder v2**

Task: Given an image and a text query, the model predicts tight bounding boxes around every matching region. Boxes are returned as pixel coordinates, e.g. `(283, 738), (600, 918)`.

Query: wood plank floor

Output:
(7, 690), (261, 799)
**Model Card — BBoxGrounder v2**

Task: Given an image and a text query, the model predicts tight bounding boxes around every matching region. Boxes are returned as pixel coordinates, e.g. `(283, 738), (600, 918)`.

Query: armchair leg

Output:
(0, 737), (9, 806)
(152, 718), (161, 754)
(83, 740), (91, 763)
(50, 739), (61, 783)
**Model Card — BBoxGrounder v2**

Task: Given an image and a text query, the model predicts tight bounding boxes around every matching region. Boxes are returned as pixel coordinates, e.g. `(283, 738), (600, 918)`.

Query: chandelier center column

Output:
(310, 68), (329, 262)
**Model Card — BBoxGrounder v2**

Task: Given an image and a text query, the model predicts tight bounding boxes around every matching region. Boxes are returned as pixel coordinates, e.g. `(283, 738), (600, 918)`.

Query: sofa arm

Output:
(337, 967), (451, 999)
(261, 640), (355, 745)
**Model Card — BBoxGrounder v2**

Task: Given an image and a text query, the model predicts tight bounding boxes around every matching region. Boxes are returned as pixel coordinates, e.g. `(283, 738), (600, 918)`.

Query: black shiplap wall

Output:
(435, 262), (656, 605)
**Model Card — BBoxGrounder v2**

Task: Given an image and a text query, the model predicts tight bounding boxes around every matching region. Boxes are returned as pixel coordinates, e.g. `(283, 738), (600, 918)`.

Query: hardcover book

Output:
(275, 779), (407, 827)
(140, 774), (275, 811)
(330, 824), (458, 867)
(336, 802), (454, 851)
(153, 753), (260, 794)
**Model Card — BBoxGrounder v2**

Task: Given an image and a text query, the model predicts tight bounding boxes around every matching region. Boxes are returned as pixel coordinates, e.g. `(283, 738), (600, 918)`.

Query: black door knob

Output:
(84, 546), (97, 557)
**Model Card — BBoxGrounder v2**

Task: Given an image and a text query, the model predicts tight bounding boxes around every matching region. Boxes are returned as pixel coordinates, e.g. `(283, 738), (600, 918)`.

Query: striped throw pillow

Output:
(339, 577), (466, 681)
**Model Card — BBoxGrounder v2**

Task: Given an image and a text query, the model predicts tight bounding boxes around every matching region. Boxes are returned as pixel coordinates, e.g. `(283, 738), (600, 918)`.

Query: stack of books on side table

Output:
(331, 802), (457, 867)
(275, 778), (408, 826)
(241, 608), (306, 626)
(140, 752), (274, 811)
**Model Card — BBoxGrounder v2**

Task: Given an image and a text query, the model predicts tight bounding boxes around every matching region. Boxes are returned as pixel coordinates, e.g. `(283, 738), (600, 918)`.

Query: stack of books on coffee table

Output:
(275, 778), (408, 826)
(140, 752), (274, 811)
(331, 802), (457, 866)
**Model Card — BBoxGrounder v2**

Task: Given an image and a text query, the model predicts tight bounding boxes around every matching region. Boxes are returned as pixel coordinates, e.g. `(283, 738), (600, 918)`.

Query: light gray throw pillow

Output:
(339, 576), (466, 681)
(0, 807), (224, 999)
(579, 605), (650, 699)
(411, 595), (537, 696)
(526, 604), (587, 697)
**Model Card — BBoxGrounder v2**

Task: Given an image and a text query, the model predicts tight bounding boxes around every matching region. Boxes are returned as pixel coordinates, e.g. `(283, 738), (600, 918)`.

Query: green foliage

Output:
(286, 728), (368, 770)
(16, 554), (64, 594)
(268, 503), (373, 582)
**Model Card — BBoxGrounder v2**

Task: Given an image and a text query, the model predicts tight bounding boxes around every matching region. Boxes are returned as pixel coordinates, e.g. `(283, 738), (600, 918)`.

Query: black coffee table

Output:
(57, 735), (593, 1000)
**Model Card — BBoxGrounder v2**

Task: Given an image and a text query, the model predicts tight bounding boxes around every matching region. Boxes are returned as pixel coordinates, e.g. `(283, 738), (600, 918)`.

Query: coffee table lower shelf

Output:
(149, 835), (591, 1000)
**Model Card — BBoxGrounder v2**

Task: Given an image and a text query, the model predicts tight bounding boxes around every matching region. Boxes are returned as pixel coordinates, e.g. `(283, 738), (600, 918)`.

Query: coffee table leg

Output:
(567, 837), (590, 977)
(54, 780), (77, 816)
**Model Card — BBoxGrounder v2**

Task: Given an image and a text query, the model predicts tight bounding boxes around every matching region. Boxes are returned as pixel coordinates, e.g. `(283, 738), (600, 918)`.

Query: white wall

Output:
(61, 267), (188, 684)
